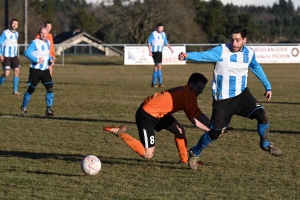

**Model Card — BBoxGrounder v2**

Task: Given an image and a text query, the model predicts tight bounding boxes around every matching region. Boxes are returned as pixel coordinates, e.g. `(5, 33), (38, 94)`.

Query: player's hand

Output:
(178, 52), (187, 61)
(49, 60), (54, 66)
(0, 55), (4, 63)
(170, 48), (174, 54)
(264, 91), (272, 101)
(149, 52), (152, 57)
(38, 57), (44, 64)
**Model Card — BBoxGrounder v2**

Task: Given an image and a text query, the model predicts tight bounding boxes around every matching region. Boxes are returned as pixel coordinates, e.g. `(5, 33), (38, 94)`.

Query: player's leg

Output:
(151, 52), (159, 88)
(156, 52), (164, 87)
(21, 68), (40, 116)
(157, 115), (188, 163)
(0, 57), (11, 86)
(41, 69), (54, 116)
(238, 88), (283, 156)
(189, 98), (235, 169)
(11, 57), (21, 95)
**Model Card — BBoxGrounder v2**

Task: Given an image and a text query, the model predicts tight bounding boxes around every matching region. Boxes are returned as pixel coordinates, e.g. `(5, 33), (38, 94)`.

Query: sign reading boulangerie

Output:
(249, 46), (300, 63)
(124, 46), (186, 65)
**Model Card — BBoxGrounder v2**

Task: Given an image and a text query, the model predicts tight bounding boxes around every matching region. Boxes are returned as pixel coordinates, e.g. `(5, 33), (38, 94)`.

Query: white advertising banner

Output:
(124, 45), (186, 65)
(249, 46), (300, 63)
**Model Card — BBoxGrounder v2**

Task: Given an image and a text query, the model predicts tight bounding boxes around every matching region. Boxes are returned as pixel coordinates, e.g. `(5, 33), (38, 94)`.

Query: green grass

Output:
(0, 56), (299, 199)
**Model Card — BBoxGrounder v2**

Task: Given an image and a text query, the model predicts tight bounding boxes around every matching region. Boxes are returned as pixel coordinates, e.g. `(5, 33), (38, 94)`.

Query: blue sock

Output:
(192, 132), (212, 156)
(13, 76), (19, 92)
(152, 71), (158, 85)
(257, 123), (270, 148)
(157, 70), (163, 84)
(22, 91), (32, 108)
(46, 92), (54, 107)
(0, 76), (7, 86)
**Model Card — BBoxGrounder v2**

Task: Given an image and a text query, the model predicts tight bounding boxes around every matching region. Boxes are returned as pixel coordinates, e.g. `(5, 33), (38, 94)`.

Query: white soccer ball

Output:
(81, 155), (101, 175)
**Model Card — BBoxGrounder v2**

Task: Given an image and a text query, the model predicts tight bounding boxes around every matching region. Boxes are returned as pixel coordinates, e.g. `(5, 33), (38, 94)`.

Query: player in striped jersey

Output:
(178, 25), (283, 170)
(35, 21), (56, 77)
(103, 73), (210, 165)
(20, 27), (55, 116)
(148, 23), (173, 88)
(0, 19), (21, 95)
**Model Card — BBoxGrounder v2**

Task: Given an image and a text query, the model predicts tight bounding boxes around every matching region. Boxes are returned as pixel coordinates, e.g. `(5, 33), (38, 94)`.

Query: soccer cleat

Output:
(158, 84), (165, 88)
(103, 125), (127, 136)
(13, 91), (21, 95)
(188, 148), (200, 170)
(260, 142), (283, 157)
(21, 108), (27, 116)
(151, 83), (158, 88)
(45, 109), (55, 116)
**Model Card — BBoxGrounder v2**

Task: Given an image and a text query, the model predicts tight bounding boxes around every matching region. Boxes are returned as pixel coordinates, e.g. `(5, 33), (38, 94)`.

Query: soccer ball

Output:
(81, 155), (101, 175)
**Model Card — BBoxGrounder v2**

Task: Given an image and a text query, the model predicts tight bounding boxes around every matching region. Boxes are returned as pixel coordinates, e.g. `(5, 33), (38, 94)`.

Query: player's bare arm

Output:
(189, 117), (210, 132)
(0, 55), (3, 62)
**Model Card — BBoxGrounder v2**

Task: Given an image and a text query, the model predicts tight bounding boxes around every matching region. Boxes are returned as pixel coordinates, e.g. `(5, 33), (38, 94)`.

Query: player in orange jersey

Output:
(35, 21), (55, 76)
(103, 73), (210, 164)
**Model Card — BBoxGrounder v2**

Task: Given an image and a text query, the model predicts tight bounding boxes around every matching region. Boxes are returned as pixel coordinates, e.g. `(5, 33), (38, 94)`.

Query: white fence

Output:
(17, 43), (300, 66)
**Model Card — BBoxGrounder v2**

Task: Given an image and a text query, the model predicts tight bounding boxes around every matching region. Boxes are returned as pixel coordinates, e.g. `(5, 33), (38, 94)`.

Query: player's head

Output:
(187, 73), (208, 96)
(45, 21), (52, 32)
(230, 25), (247, 52)
(39, 27), (48, 41)
(156, 23), (164, 33)
(10, 19), (18, 31)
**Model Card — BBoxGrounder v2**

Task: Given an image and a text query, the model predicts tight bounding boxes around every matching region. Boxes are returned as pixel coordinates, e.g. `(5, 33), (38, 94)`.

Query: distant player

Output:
(148, 23), (173, 88)
(21, 27), (55, 116)
(0, 19), (22, 95)
(104, 73), (210, 164)
(35, 21), (55, 76)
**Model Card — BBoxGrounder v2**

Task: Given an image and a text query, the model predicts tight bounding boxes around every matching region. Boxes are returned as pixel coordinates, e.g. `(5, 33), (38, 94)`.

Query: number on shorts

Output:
(150, 136), (155, 145)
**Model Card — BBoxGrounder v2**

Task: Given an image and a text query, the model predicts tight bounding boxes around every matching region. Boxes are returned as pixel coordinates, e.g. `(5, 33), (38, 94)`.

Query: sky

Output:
(86, 0), (300, 8)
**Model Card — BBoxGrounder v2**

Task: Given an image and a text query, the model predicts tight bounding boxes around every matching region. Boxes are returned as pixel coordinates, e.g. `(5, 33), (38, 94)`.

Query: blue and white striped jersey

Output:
(24, 39), (53, 70)
(147, 31), (169, 52)
(186, 44), (271, 100)
(0, 29), (19, 57)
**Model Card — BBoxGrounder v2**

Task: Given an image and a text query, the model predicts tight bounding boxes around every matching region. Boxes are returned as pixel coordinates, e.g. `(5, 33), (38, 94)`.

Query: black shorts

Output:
(2, 56), (20, 70)
(27, 68), (53, 87)
(135, 104), (175, 148)
(152, 52), (163, 65)
(210, 87), (263, 130)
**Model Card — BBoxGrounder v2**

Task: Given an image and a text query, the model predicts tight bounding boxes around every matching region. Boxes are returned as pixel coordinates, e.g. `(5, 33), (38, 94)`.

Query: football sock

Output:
(152, 70), (158, 85)
(175, 137), (188, 163)
(157, 70), (163, 84)
(119, 133), (146, 157)
(13, 76), (19, 92)
(46, 92), (54, 107)
(257, 123), (270, 147)
(192, 132), (212, 156)
(0, 76), (7, 86)
(21, 91), (32, 108)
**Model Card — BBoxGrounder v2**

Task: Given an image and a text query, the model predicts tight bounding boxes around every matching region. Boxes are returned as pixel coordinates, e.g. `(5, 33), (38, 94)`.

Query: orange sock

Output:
(119, 133), (145, 157)
(175, 137), (188, 163)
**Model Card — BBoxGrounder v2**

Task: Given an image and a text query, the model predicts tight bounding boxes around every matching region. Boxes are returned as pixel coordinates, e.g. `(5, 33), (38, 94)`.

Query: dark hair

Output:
(230, 25), (247, 38)
(10, 19), (18, 25)
(45, 21), (52, 26)
(187, 73), (208, 85)
(157, 23), (164, 27)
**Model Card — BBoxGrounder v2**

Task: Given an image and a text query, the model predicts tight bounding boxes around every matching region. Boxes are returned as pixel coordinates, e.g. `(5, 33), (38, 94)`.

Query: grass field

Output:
(0, 56), (299, 200)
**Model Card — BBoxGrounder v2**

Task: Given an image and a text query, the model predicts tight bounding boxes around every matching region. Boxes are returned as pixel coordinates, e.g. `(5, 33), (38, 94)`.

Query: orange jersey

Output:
(35, 33), (55, 60)
(142, 85), (203, 119)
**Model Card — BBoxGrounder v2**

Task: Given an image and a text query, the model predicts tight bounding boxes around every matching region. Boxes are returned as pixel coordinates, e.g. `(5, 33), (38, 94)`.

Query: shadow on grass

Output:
(262, 101), (300, 105)
(24, 170), (83, 177)
(0, 150), (188, 171)
(0, 150), (83, 161)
